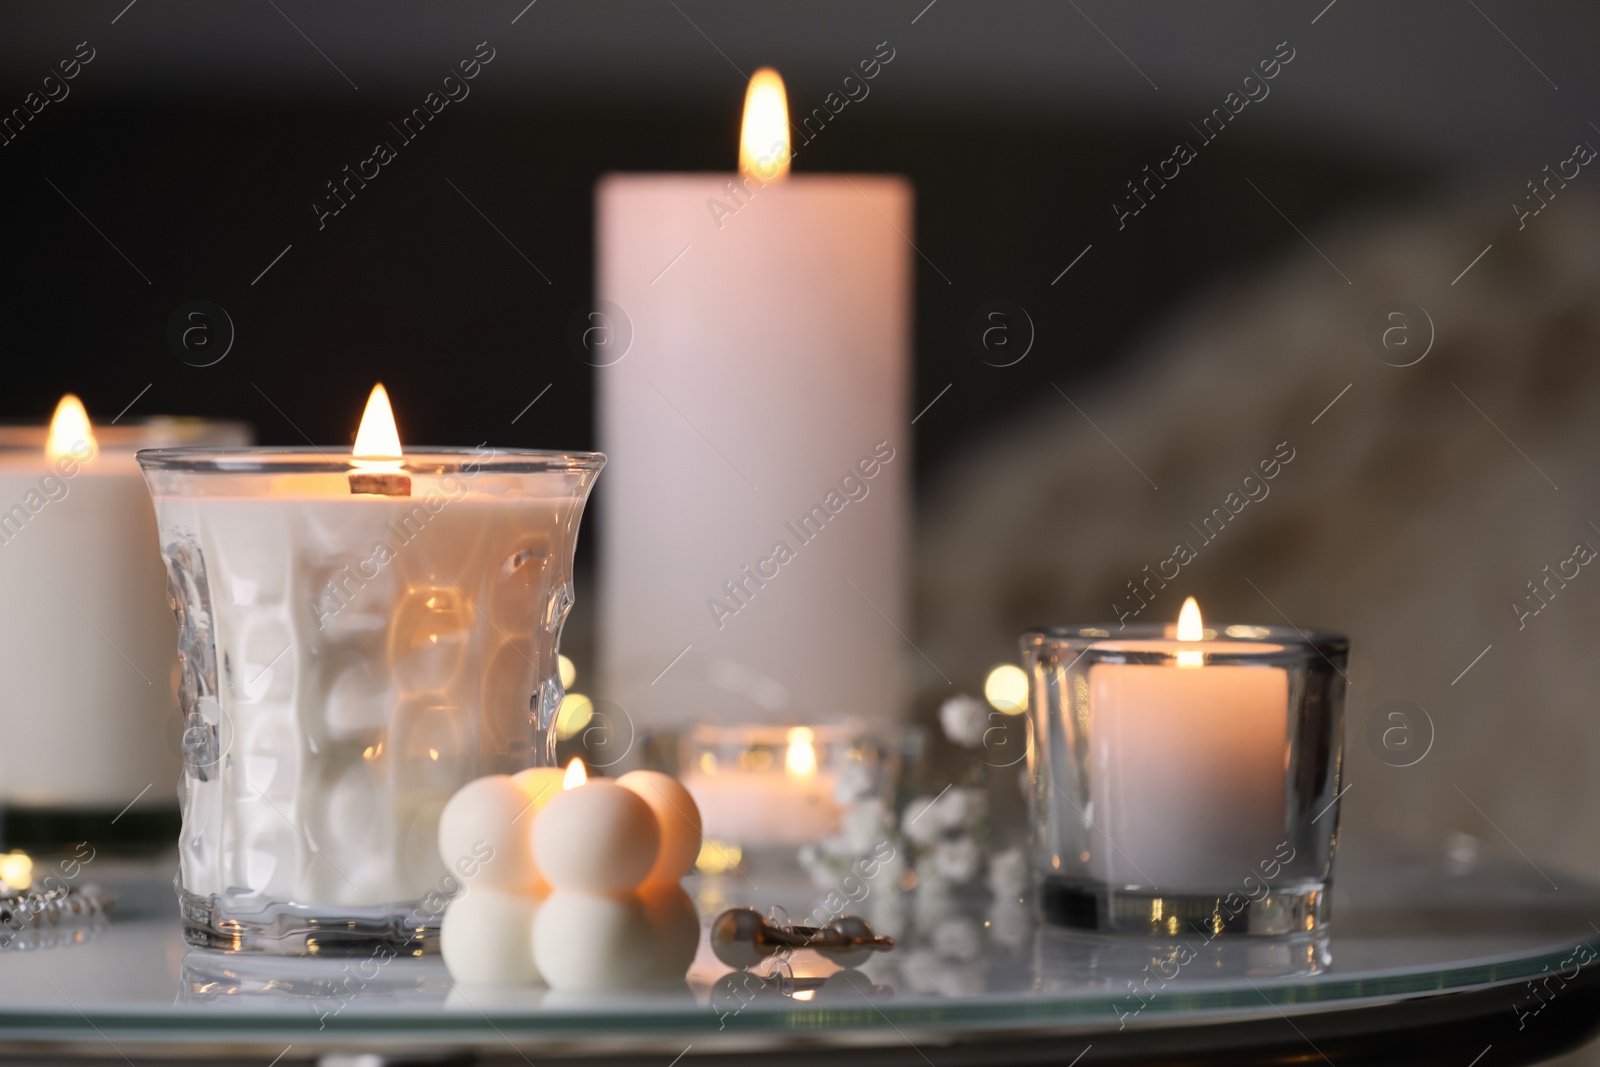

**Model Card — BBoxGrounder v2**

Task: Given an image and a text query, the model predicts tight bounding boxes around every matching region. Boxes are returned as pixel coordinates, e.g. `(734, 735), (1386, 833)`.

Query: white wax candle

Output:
(1086, 640), (1288, 890)
(680, 766), (841, 849)
(437, 774), (541, 891)
(616, 769), (701, 887)
(0, 408), (246, 816)
(596, 169), (912, 726)
(0, 445), (175, 811)
(532, 775), (659, 894)
(164, 483), (584, 907)
(532, 890), (652, 993)
(441, 886), (542, 987)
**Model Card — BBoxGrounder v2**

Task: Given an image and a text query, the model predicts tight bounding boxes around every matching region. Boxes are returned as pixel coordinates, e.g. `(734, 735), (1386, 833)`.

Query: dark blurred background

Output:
(5, 0), (1588, 471)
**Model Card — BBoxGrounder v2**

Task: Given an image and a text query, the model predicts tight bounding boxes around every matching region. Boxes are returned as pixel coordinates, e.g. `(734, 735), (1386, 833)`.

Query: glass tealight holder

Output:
(664, 723), (911, 870)
(138, 447), (602, 954)
(1022, 624), (1347, 936)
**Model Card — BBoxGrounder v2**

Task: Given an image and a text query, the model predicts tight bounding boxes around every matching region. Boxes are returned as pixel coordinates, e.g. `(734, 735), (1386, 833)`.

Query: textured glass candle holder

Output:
(138, 448), (602, 954)
(1023, 624), (1347, 936)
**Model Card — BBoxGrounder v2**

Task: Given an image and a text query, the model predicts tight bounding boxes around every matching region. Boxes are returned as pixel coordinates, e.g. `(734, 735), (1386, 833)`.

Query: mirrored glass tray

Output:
(0, 844), (1596, 1065)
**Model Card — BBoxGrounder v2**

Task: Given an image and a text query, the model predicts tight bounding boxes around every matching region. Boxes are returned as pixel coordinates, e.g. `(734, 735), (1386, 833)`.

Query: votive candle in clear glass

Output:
(1023, 612), (1347, 936)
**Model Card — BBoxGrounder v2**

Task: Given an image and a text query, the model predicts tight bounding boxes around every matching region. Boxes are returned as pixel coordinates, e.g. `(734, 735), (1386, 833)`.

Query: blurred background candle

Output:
(597, 68), (912, 729)
(0, 398), (249, 851)
(678, 724), (850, 853)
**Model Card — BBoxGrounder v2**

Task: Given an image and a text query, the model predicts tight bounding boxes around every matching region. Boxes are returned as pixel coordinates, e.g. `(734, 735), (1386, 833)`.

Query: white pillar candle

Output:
(1086, 599), (1288, 889)
(597, 69), (912, 727)
(0, 399), (247, 820)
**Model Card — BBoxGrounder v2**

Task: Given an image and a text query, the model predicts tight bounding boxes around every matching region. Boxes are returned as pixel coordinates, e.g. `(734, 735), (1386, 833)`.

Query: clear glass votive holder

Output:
(138, 447), (602, 954)
(663, 723), (911, 868)
(1022, 624), (1347, 936)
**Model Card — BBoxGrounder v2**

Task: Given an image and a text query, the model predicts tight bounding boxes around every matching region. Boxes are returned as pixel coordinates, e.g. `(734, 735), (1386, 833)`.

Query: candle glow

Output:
(0, 851), (32, 892)
(46, 394), (96, 463)
(351, 383), (403, 474)
(563, 757), (588, 790)
(984, 664), (1029, 714)
(554, 692), (594, 740)
(1176, 596), (1204, 668)
(784, 726), (817, 780)
(739, 67), (791, 181)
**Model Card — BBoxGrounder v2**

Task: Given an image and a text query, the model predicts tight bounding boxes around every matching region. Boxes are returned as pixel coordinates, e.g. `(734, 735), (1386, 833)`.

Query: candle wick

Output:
(348, 471), (411, 497)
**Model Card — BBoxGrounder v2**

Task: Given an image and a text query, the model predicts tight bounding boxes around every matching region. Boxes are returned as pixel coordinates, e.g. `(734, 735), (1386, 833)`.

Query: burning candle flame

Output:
(352, 383), (403, 475)
(1176, 596), (1203, 668)
(784, 726), (817, 780)
(739, 68), (791, 182)
(563, 757), (588, 790)
(46, 394), (96, 463)
(0, 851), (33, 892)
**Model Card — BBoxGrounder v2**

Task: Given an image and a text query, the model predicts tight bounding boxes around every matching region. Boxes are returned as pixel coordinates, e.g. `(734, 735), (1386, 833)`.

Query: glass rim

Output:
(1023, 622), (1348, 657)
(135, 446), (606, 475)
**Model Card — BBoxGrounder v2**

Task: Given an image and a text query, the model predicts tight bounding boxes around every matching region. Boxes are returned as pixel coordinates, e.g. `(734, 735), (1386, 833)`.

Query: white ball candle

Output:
(437, 775), (539, 891)
(441, 887), (541, 986)
(512, 767), (566, 813)
(532, 890), (651, 992)
(512, 766), (566, 888)
(533, 775), (660, 894)
(617, 770), (702, 887)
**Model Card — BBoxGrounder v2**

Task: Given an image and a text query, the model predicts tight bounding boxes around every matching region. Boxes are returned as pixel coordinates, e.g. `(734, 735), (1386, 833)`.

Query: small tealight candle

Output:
(1024, 598), (1349, 935)
(533, 760), (660, 894)
(1085, 597), (1287, 888)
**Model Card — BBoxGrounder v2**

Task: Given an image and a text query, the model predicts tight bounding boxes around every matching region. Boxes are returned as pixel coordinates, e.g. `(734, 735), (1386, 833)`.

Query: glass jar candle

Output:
(138, 447), (602, 954)
(1023, 614), (1347, 936)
